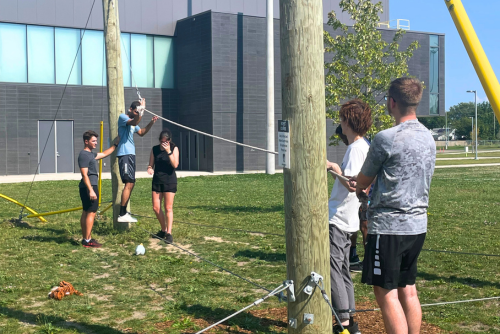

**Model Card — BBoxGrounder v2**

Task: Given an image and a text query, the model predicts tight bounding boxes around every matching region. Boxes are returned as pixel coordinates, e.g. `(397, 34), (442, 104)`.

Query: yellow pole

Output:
(27, 206), (83, 218)
(0, 193), (47, 222)
(98, 121), (103, 206)
(444, 0), (500, 122)
(99, 202), (113, 214)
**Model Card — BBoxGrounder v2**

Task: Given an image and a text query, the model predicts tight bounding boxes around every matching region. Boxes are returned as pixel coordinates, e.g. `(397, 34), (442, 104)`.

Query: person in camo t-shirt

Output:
(350, 77), (436, 334)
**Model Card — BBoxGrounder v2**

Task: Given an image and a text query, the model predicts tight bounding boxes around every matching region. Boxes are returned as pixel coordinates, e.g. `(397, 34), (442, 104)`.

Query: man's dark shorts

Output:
(118, 155), (136, 183)
(362, 233), (426, 290)
(79, 185), (99, 213)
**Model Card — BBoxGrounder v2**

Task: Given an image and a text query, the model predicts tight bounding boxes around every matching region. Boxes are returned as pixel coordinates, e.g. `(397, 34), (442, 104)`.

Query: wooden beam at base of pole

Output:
(279, 0), (332, 333)
(102, 0), (130, 230)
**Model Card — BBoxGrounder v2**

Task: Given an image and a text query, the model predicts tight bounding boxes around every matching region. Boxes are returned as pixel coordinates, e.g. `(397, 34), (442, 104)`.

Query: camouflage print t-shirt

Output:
(360, 119), (436, 235)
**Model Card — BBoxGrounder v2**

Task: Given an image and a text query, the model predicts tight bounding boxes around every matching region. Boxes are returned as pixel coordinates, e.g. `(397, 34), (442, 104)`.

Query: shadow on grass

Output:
(0, 306), (132, 334)
(418, 271), (500, 289)
(21, 235), (80, 246)
(234, 250), (286, 262)
(179, 304), (287, 333)
(184, 204), (283, 214)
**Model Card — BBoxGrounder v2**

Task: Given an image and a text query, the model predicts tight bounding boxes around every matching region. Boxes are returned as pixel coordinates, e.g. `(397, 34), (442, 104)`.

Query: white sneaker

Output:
(117, 213), (137, 223)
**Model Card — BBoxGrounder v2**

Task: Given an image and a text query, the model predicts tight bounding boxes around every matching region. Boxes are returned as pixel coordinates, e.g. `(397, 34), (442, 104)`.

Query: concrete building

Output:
(0, 0), (444, 175)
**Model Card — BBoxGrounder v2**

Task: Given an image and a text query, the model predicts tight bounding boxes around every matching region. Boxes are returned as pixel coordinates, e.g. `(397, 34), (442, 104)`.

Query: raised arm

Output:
(138, 116), (158, 137)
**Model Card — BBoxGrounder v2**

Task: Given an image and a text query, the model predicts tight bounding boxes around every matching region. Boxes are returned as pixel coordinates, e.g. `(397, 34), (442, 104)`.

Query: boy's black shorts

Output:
(118, 155), (136, 183)
(79, 185), (99, 213)
(362, 233), (426, 290)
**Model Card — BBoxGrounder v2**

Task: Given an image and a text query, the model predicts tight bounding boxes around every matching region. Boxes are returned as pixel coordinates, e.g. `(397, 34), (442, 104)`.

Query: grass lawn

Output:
(436, 152), (500, 159)
(437, 145), (500, 151)
(435, 158), (500, 166)
(1, 168), (499, 333)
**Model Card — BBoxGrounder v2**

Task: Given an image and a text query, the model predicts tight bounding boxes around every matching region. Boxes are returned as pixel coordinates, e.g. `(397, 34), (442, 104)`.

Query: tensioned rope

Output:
(142, 108), (279, 155)
(131, 213), (500, 258)
(19, 0), (98, 219)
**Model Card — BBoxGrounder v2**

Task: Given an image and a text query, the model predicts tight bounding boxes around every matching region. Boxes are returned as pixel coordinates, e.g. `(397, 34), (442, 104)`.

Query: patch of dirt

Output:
(149, 238), (164, 251)
(9, 219), (33, 229)
(237, 262), (249, 266)
(250, 233), (266, 237)
(71, 249), (79, 253)
(190, 268), (199, 273)
(117, 311), (147, 324)
(204, 236), (227, 243)
(101, 265), (112, 269)
(87, 294), (111, 301)
(103, 285), (115, 291)
(155, 302), (453, 333)
(457, 322), (491, 332)
(27, 301), (46, 308)
(93, 273), (110, 279)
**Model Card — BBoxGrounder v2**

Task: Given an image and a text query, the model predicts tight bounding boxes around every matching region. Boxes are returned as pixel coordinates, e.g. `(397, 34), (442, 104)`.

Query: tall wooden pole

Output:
(102, 0), (130, 230)
(280, 0), (331, 333)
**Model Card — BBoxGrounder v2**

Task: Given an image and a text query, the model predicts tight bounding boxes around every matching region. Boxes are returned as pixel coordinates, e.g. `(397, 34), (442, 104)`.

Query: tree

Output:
(324, 0), (419, 144)
(447, 101), (497, 140)
(417, 116), (445, 130)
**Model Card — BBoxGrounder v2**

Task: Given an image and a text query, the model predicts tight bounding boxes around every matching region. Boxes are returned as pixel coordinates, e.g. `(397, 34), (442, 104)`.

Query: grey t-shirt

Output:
(78, 150), (98, 188)
(360, 119), (436, 235)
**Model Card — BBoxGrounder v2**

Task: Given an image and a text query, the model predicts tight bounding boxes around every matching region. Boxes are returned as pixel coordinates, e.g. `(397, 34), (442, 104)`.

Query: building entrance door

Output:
(38, 120), (74, 173)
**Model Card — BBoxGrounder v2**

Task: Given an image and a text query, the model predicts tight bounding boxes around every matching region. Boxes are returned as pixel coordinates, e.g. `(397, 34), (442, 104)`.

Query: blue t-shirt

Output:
(117, 113), (140, 156)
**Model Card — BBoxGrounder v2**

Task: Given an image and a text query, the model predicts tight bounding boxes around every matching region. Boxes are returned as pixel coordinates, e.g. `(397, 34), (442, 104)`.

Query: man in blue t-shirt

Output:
(117, 98), (158, 223)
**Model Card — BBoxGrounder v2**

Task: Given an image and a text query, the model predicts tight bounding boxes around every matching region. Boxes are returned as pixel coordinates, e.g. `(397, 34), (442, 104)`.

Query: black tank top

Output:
(152, 143), (177, 184)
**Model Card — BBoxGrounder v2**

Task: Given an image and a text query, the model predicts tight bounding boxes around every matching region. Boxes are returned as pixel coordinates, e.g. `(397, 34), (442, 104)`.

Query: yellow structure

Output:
(26, 206), (83, 218)
(444, 0), (500, 123)
(98, 121), (104, 206)
(0, 193), (47, 222)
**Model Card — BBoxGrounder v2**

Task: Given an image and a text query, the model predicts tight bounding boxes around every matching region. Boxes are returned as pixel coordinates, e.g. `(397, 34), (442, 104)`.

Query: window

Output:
(28, 26), (55, 84)
(0, 23), (27, 83)
(82, 30), (106, 86)
(55, 28), (82, 85)
(154, 36), (175, 89)
(131, 34), (154, 88)
(121, 33), (131, 87)
(429, 35), (439, 115)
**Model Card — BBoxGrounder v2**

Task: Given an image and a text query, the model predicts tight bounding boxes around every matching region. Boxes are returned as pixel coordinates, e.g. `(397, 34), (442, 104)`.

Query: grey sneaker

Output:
(349, 261), (363, 273)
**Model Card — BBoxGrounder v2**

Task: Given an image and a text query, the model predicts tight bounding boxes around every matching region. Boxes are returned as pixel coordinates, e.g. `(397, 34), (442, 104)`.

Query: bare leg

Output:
(80, 211), (88, 239)
(164, 192), (176, 234)
(84, 212), (96, 240)
(374, 286), (408, 334)
(398, 285), (421, 334)
(152, 191), (166, 231)
(121, 182), (135, 206)
(360, 219), (368, 248)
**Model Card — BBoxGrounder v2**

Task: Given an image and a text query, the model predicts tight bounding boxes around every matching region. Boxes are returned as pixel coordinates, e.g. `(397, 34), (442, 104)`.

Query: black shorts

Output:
(79, 185), (99, 213)
(152, 183), (177, 193)
(362, 233), (426, 290)
(118, 155), (136, 183)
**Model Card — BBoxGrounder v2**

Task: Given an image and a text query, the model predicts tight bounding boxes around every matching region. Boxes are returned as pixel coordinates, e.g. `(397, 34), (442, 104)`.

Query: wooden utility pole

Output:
(280, 0), (331, 333)
(102, 0), (130, 230)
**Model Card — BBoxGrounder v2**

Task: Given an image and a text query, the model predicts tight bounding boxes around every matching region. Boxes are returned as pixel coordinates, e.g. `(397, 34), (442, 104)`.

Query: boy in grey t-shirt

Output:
(78, 130), (118, 248)
(351, 78), (436, 334)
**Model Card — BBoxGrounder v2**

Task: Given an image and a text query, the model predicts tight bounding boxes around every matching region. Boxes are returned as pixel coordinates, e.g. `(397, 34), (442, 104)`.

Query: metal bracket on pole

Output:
(303, 272), (323, 295)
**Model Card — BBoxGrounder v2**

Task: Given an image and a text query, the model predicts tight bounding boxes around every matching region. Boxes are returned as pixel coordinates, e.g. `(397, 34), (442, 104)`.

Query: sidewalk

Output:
(0, 170), (283, 184)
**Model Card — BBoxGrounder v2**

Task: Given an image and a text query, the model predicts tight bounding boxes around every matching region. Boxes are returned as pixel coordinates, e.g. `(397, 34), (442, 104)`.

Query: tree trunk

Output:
(280, 0), (331, 333)
(102, 0), (130, 230)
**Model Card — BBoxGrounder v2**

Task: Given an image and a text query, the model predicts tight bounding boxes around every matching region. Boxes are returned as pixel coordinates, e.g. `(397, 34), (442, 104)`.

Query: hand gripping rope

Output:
(195, 281), (295, 334)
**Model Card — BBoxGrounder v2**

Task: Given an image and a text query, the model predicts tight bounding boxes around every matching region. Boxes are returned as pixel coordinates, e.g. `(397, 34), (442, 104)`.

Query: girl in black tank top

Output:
(147, 129), (179, 243)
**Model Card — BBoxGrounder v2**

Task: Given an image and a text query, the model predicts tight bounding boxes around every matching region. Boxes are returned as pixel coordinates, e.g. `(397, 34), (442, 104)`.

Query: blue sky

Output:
(390, 0), (500, 110)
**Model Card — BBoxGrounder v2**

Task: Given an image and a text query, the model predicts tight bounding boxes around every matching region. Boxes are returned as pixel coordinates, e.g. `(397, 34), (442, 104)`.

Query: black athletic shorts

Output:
(118, 155), (136, 183)
(152, 183), (177, 193)
(362, 233), (426, 290)
(79, 185), (99, 213)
